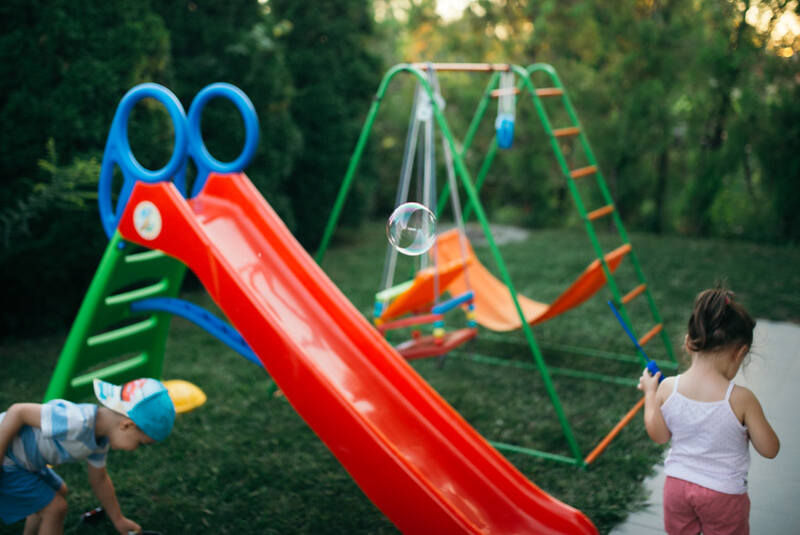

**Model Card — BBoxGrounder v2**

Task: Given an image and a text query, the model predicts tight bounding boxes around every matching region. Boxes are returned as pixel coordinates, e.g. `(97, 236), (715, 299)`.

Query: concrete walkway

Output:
(611, 319), (800, 534)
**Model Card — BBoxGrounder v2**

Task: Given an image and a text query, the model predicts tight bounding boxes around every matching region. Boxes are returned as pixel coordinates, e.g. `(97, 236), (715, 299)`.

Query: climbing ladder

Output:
(520, 63), (674, 363)
(433, 62), (674, 366)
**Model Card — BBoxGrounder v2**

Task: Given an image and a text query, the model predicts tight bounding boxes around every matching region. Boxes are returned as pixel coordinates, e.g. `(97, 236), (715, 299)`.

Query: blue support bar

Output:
(432, 291), (475, 315)
(131, 297), (261, 368)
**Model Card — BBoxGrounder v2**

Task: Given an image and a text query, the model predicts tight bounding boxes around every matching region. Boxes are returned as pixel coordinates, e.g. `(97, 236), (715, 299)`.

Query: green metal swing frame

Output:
(316, 62), (677, 467)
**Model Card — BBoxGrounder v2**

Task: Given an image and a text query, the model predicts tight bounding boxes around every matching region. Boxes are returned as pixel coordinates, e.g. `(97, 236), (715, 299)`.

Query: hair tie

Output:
(724, 295), (731, 305)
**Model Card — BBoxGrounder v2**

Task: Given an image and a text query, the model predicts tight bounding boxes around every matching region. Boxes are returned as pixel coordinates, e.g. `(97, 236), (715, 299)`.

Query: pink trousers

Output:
(663, 476), (750, 535)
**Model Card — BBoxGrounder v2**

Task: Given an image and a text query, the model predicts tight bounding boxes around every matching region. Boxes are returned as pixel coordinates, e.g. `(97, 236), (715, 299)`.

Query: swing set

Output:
(372, 64), (479, 360)
(316, 62), (679, 468)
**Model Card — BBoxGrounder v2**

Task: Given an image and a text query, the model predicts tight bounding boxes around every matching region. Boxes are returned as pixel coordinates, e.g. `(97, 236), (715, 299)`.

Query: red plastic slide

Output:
(116, 173), (597, 534)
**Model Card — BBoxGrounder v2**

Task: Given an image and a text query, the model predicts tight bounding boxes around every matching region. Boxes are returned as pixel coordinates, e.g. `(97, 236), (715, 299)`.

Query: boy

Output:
(0, 378), (175, 534)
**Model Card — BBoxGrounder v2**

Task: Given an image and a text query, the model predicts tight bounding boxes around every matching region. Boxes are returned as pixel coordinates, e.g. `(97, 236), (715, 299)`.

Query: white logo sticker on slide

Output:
(133, 201), (162, 241)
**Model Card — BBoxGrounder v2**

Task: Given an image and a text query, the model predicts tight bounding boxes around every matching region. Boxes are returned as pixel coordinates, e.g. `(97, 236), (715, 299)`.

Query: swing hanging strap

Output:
(435, 84), (474, 298)
(378, 84), (424, 293)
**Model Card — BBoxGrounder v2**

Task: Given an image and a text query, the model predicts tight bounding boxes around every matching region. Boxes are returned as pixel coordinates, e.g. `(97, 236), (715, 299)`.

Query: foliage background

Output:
(0, 1), (797, 532)
(0, 1), (797, 331)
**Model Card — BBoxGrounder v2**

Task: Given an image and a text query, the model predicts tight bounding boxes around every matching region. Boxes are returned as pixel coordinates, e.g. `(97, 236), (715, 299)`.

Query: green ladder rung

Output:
(86, 317), (159, 348)
(66, 280), (175, 359)
(107, 249), (180, 289)
(104, 279), (171, 307)
(73, 319), (159, 370)
(68, 354), (150, 390)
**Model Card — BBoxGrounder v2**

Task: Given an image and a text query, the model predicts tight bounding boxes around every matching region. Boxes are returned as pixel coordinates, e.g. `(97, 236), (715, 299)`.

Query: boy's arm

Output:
(739, 387), (780, 458)
(87, 464), (142, 534)
(638, 371), (671, 444)
(0, 403), (42, 457)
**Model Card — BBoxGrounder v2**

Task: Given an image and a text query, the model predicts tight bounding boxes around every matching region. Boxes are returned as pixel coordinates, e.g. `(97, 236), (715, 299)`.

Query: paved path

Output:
(611, 319), (800, 534)
(438, 222), (530, 246)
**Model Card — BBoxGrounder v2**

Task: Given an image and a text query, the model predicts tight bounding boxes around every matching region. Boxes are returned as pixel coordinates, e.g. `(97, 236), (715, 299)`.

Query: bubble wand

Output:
(584, 301), (666, 465)
(607, 300), (664, 383)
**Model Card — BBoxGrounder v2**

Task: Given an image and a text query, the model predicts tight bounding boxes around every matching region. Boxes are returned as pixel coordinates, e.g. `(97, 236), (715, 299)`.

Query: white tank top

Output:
(661, 375), (750, 494)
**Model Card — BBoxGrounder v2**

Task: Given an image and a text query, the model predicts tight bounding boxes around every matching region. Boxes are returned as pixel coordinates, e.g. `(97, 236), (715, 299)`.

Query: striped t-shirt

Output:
(1, 399), (110, 475)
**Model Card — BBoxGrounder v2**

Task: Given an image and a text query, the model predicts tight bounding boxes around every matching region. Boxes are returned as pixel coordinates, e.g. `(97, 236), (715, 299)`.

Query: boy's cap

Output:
(93, 378), (175, 442)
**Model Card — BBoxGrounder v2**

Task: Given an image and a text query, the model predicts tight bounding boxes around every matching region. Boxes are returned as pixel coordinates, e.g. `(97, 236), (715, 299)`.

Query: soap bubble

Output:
(386, 202), (437, 256)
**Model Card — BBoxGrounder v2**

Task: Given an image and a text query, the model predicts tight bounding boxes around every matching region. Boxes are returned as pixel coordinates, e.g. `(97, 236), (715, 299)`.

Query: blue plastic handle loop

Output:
(98, 83), (188, 238)
(186, 83), (260, 196)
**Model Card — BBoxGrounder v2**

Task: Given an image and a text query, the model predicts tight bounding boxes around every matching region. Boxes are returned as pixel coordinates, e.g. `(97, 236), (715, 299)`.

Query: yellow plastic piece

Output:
(163, 379), (207, 414)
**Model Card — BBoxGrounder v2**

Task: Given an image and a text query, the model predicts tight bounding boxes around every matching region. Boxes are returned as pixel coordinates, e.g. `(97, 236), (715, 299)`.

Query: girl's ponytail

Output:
(687, 287), (755, 353)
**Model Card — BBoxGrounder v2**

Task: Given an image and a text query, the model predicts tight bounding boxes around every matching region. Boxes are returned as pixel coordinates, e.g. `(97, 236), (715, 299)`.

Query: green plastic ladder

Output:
(44, 232), (186, 401)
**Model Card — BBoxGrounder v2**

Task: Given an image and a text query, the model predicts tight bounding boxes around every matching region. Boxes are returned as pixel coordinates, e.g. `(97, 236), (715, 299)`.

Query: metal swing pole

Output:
(317, 64), (585, 466)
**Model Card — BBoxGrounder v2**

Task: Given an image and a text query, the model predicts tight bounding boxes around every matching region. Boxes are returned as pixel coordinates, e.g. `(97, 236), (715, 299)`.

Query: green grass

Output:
(1, 225), (798, 534)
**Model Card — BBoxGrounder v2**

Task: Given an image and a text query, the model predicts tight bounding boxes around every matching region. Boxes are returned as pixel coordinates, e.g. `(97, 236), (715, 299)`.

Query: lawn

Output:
(1, 224), (798, 534)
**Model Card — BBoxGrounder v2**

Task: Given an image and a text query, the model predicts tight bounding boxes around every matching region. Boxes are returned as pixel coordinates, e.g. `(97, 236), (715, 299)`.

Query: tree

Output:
(269, 0), (382, 248)
(152, 0), (301, 225)
(0, 0), (171, 208)
(0, 0), (301, 335)
(680, 0), (797, 237)
(755, 81), (800, 240)
(0, 0), (172, 337)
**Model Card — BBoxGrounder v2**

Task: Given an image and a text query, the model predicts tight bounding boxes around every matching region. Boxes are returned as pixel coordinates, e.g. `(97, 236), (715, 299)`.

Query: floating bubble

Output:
(386, 202), (437, 256)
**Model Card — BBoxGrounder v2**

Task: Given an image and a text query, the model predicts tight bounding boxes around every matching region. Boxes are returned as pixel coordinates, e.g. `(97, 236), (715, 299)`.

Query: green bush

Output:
(0, 147), (105, 337)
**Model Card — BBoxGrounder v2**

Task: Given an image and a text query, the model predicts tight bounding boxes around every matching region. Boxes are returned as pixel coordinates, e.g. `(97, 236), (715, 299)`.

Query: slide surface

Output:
(436, 228), (630, 331)
(117, 173), (597, 535)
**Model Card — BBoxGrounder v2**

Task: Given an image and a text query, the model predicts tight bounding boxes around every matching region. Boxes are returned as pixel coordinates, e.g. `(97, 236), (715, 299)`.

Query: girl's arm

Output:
(0, 403), (42, 457)
(738, 387), (780, 458)
(87, 464), (142, 534)
(638, 370), (671, 444)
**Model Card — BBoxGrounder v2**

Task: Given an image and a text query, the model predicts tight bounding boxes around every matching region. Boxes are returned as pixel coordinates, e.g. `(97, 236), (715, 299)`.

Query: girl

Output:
(639, 287), (779, 535)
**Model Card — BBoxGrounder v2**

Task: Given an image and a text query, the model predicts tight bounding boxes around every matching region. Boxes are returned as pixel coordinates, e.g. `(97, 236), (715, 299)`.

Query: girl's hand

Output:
(637, 367), (661, 395)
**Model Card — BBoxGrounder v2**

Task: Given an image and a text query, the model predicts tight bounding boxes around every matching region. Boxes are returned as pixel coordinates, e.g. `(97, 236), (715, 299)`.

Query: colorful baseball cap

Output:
(93, 378), (176, 442)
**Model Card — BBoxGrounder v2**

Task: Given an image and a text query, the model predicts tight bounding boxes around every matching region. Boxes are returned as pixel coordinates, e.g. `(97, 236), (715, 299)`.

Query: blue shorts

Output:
(0, 466), (63, 524)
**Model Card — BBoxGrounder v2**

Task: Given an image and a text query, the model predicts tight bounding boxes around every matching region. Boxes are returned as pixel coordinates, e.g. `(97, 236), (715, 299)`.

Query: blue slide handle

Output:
(97, 82), (260, 238)
(98, 83), (189, 238)
(185, 83), (260, 197)
(607, 301), (664, 383)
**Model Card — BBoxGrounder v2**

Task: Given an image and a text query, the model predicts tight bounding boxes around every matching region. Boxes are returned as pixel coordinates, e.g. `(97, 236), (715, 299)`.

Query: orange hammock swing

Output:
(434, 228), (631, 332)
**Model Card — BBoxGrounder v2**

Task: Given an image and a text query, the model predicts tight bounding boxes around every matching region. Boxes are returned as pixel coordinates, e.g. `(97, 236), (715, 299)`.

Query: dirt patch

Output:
(462, 223), (529, 246)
